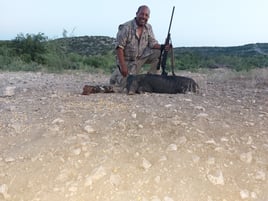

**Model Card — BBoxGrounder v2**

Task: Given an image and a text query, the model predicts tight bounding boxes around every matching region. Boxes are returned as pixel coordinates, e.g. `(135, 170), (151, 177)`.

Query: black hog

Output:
(126, 74), (199, 94)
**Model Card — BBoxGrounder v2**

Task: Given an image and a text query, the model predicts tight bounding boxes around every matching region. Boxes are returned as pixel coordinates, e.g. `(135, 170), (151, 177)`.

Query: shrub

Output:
(11, 33), (48, 63)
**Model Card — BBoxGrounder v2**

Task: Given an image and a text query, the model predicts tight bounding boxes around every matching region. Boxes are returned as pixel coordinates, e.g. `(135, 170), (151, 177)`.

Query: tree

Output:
(12, 32), (48, 63)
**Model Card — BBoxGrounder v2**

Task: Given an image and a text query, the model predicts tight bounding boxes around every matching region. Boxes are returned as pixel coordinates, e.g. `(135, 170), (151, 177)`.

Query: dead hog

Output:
(126, 74), (199, 94)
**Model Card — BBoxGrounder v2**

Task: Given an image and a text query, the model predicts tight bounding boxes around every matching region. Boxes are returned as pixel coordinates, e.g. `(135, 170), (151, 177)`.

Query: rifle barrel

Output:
(167, 6), (175, 35)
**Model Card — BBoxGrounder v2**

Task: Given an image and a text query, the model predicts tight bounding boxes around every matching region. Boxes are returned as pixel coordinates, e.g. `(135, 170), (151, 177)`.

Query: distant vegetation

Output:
(0, 33), (268, 73)
(0, 33), (116, 73)
(173, 45), (268, 71)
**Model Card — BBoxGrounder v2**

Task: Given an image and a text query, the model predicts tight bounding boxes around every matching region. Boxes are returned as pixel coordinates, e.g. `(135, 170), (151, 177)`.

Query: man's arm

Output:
(153, 44), (161, 49)
(153, 43), (171, 51)
(116, 47), (128, 77)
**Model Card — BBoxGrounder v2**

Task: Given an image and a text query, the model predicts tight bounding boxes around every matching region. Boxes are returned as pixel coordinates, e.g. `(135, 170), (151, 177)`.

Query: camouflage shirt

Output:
(115, 18), (158, 62)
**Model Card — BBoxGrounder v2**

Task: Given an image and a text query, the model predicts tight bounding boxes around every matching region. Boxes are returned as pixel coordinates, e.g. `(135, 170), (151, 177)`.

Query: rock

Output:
(4, 157), (15, 163)
(0, 86), (16, 97)
(164, 196), (174, 201)
(196, 113), (209, 118)
(84, 125), (96, 134)
(194, 105), (206, 111)
(166, 144), (178, 152)
(165, 104), (172, 108)
(207, 157), (215, 165)
(246, 136), (253, 145)
(178, 136), (187, 145)
(68, 185), (78, 192)
(0, 184), (10, 199)
(158, 155), (167, 162)
(240, 189), (249, 199)
(52, 118), (64, 124)
(138, 124), (144, 129)
(142, 158), (152, 170)
(192, 155), (200, 163)
(239, 151), (253, 164)
(131, 112), (137, 119)
(84, 166), (107, 188)
(255, 170), (266, 181)
(207, 170), (225, 185)
(70, 147), (82, 155)
(110, 174), (121, 187)
(205, 139), (217, 145)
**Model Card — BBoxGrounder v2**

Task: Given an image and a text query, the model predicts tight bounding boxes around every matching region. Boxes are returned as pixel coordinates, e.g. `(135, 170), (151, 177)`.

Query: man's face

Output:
(136, 7), (150, 27)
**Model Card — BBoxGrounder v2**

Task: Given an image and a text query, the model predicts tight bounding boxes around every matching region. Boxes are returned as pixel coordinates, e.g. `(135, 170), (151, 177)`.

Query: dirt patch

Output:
(0, 69), (268, 201)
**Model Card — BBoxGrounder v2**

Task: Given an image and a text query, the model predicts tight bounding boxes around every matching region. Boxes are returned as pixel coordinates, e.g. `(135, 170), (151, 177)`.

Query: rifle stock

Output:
(157, 6), (175, 76)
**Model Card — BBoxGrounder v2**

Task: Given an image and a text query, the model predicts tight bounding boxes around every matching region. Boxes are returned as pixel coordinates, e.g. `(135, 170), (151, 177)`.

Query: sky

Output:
(1, 0), (268, 47)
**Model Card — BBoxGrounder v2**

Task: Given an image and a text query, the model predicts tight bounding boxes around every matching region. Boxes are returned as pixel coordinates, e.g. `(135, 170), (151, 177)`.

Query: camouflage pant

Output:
(110, 49), (161, 88)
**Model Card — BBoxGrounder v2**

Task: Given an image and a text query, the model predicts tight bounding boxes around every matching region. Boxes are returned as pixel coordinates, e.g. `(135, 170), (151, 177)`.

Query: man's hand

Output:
(120, 65), (128, 77)
(165, 43), (172, 51)
(160, 44), (172, 51)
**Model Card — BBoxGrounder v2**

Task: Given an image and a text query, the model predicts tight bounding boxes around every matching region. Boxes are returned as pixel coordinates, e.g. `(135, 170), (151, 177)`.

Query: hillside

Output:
(50, 36), (268, 70)
(175, 43), (268, 57)
(49, 36), (268, 57)
(52, 36), (116, 55)
(1, 35), (268, 72)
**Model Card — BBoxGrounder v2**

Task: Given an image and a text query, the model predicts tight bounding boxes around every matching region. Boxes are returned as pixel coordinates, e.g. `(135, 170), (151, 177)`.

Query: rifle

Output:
(157, 6), (175, 76)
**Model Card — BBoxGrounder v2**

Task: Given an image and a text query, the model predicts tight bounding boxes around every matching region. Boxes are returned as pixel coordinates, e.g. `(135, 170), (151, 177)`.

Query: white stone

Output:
(194, 105), (206, 111)
(192, 155), (200, 163)
(165, 104), (172, 108)
(207, 170), (225, 185)
(142, 158), (152, 170)
(207, 157), (215, 165)
(85, 166), (106, 187)
(158, 155), (167, 162)
(0, 184), (10, 199)
(71, 147), (81, 155)
(166, 144), (177, 151)
(196, 113), (209, 118)
(240, 152), (253, 163)
(178, 136), (187, 144)
(246, 136), (253, 144)
(251, 192), (257, 199)
(4, 157), (15, 163)
(184, 98), (192, 102)
(164, 196), (174, 201)
(131, 113), (137, 118)
(84, 125), (96, 134)
(255, 170), (266, 181)
(52, 118), (64, 124)
(110, 174), (121, 187)
(1, 86), (16, 97)
(240, 189), (249, 199)
(205, 139), (217, 145)
(68, 186), (78, 192)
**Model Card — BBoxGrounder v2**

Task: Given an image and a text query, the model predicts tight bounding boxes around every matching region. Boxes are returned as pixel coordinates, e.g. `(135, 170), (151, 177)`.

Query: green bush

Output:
(11, 33), (48, 63)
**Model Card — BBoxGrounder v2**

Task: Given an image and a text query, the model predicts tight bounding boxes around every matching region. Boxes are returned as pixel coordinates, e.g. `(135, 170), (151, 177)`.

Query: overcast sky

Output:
(1, 0), (268, 47)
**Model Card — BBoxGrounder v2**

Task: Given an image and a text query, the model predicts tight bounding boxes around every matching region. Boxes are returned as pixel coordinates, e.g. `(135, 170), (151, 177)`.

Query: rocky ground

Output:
(0, 69), (268, 201)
